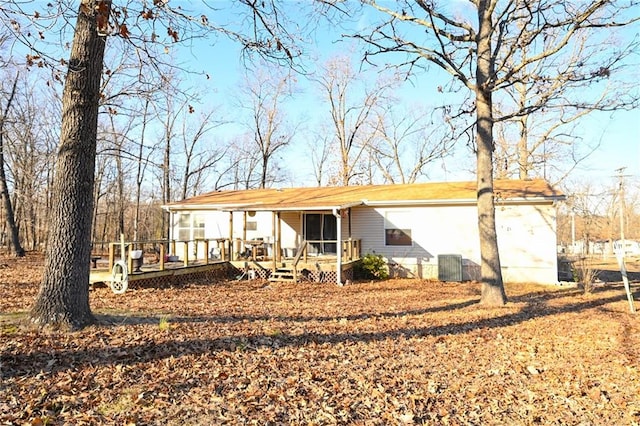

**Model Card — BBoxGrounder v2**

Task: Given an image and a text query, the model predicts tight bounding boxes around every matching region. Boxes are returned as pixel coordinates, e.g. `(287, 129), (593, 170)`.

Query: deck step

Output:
(268, 267), (299, 283)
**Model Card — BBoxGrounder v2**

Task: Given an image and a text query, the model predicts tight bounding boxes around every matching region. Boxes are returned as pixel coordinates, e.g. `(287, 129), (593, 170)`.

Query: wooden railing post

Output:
(183, 241), (189, 267)
(127, 242), (133, 273)
(108, 243), (115, 270)
(160, 243), (166, 270)
(303, 241), (308, 263)
(204, 239), (209, 265)
(218, 238), (226, 261)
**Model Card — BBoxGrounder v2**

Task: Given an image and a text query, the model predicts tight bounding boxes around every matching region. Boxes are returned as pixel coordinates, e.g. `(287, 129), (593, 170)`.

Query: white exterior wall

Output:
(495, 203), (558, 284)
(351, 202), (558, 284)
(171, 201), (559, 284)
(279, 211), (302, 252)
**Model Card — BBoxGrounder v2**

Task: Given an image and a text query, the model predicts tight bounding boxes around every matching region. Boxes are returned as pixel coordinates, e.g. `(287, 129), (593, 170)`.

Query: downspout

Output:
(332, 208), (342, 286)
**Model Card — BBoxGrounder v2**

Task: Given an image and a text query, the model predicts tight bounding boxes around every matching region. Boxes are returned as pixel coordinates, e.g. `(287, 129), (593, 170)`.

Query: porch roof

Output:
(164, 179), (564, 212)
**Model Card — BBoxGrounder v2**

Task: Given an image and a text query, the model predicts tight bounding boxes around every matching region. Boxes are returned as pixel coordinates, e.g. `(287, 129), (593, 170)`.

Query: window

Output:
(193, 214), (205, 239)
(303, 213), (337, 254)
(176, 213), (205, 241)
(178, 214), (191, 241)
(384, 211), (412, 246)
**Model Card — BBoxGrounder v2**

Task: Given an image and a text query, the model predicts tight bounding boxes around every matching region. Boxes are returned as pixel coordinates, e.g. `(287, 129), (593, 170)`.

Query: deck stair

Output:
(269, 264), (299, 283)
(268, 240), (307, 283)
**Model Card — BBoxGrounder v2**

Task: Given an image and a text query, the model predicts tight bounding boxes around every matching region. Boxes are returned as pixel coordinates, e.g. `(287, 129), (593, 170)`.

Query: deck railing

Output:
(92, 237), (362, 272)
(91, 238), (229, 272)
(296, 239), (361, 263)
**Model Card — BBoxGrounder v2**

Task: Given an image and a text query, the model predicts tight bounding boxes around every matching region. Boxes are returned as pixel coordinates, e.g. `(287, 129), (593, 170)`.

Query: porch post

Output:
(272, 211), (277, 272)
(334, 208), (342, 285)
(276, 211), (282, 263)
(242, 211), (247, 255)
(228, 212), (233, 260)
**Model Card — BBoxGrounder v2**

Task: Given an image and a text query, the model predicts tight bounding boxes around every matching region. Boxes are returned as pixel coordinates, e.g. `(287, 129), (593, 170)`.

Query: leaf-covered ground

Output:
(1, 253), (639, 425)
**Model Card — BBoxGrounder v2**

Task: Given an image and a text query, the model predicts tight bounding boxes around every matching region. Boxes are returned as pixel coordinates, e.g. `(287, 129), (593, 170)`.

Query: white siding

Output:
(173, 200), (559, 284)
(280, 211), (301, 251)
(495, 203), (558, 284)
(352, 203), (558, 284)
(351, 205), (479, 280)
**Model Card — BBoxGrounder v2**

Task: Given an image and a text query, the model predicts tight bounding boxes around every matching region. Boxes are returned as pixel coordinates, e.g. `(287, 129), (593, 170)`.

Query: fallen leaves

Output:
(1, 253), (639, 424)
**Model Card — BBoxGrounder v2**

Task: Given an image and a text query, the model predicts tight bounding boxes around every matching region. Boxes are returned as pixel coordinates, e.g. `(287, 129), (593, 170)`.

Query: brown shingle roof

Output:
(166, 179), (564, 211)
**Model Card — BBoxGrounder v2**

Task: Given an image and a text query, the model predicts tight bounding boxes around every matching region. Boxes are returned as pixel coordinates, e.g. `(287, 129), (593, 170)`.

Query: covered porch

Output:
(164, 199), (365, 285)
(90, 235), (361, 286)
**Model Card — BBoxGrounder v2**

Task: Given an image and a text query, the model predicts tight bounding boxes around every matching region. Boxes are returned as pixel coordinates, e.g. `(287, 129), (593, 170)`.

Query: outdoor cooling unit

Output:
(438, 254), (463, 282)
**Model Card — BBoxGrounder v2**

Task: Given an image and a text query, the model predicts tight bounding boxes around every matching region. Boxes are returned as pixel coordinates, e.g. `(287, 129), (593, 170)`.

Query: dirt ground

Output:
(1, 253), (639, 425)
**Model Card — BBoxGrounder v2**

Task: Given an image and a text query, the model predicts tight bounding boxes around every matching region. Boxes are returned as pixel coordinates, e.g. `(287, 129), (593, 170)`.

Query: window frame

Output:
(384, 211), (413, 247)
(176, 212), (205, 241)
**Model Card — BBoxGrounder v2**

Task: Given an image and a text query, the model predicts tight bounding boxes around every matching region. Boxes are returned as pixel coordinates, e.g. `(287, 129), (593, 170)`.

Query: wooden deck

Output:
(89, 259), (230, 284)
(90, 257), (359, 286)
(89, 237), (362, 288)
(230, 257), (359, 283)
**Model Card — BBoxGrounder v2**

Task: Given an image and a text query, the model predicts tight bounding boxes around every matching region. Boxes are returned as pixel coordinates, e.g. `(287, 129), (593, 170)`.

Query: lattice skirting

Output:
(236, 265), (355, 284)
(115, 263), (356, 288)
(301, 267), (354, 284)
(128, 264), (237, 289)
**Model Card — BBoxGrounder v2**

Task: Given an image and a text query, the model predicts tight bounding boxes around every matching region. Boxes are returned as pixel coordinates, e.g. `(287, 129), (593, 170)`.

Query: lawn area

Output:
(1, 253), (639, 425)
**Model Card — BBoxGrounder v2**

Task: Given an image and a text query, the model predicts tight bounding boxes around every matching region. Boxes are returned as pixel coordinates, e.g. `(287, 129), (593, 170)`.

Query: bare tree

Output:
(225, 134), (264, 190)
(29, 0), (112, 328)
(315, 54), (394, 186)
(369, 107), (454, 183)
(238, 64), (297, 188)
(355, 0), (639, 305)
(131, 98), (153, 242)
(0, 72), (24, 256)
(309, 136), (333, 186)
(493, 29), (638, 183)
(178, 108), (228, 199)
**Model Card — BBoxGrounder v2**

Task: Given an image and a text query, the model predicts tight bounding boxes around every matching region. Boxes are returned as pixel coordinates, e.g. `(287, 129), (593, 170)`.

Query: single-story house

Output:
(163, 179), (565, 284)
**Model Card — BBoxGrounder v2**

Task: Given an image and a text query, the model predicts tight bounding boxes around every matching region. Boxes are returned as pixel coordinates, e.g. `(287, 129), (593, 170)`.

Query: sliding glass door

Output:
(303, 213), (337, 255)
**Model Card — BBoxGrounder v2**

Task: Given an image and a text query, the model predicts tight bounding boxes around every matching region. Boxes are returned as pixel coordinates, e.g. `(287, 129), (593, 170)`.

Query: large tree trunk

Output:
(31, 0), (111, 329)
(476, 0), (507, 306)
(0, 74), (25, 257)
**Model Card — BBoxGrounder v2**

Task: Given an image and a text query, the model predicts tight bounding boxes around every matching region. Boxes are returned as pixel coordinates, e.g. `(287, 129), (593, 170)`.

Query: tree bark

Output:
(31, 0), (111, 329)
(476, 0), (507, 306)
(0, 73), (25, 257)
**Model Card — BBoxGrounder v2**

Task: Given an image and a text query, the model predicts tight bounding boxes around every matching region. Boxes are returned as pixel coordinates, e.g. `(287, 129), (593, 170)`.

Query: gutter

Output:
(162, 202), (264, 212)
(163, 201), (366, 212)
(363, 196), (563, 206)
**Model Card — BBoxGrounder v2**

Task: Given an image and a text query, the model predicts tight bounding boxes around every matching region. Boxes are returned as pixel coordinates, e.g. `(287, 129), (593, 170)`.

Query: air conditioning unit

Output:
(438, 254), (463, 282)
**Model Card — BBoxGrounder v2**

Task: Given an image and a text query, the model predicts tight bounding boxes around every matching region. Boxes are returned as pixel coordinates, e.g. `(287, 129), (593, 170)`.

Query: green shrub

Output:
(356, 253), (389, 280)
